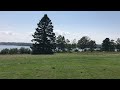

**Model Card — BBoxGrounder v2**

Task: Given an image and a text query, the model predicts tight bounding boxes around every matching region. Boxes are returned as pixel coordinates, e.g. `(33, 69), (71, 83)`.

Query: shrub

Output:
(74, 49), (79, 52)
(9, 48), (18, 54)
(0, 48), (9, 54)
(19, 47), (31, 54)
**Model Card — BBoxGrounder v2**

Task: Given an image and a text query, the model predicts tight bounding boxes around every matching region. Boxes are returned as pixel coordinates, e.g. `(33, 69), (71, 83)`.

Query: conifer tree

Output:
(31, 14), (56, 54)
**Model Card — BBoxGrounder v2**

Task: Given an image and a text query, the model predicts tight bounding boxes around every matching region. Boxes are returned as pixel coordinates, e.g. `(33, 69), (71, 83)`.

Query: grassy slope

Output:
(0, 52), (120, 79)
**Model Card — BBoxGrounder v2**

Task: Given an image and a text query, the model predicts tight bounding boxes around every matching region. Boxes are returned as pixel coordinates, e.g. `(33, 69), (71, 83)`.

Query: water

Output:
(0, 45), (31, 51)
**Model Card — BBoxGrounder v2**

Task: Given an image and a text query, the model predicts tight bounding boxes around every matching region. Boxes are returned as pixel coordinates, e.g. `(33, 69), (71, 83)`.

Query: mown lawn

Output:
(0, 52), (120, 79)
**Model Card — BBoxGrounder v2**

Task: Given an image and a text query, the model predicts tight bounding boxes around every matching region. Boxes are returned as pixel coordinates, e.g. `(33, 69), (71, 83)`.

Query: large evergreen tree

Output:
(31, 14), (56, 54)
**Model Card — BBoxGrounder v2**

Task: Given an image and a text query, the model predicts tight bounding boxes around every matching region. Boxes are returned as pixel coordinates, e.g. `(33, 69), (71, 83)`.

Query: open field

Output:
(0, 52), (120, 79)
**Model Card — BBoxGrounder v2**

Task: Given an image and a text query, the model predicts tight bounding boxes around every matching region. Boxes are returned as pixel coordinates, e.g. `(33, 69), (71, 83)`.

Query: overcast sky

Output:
(0, 11), (120, 44)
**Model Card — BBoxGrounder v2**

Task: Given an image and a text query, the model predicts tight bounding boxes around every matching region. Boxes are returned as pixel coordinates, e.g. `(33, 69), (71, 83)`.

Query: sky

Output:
(0, 11), (120, 44)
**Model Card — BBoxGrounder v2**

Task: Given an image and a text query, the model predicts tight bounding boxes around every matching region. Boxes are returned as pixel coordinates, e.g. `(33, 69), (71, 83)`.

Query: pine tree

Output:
(31, 14), (56, 54)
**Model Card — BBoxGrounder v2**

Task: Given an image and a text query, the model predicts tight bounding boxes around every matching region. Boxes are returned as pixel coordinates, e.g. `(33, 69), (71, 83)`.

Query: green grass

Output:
(0, 52), (120, 79)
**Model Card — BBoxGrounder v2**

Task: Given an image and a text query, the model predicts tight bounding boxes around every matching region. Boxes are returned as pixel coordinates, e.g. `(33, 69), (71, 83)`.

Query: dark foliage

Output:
(31, 14), (56, 54)
(102, 38), (111, 51)
(88, 40), (96, 52)
(102, 38), (116, 52)
(116, 38), (120, 51)
(9, 48), (18, 54)
(0, 48), (31, 54)
(109, 40), (116, 52)
(19, 47), (31, 54)
(0, 48), (9, 54)
(56, 35), (66, 52)
(77, 36), (90, 51)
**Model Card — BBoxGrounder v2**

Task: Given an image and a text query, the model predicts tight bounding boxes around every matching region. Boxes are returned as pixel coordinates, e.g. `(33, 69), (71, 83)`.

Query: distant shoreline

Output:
(0, 42), (32, 46)
(0, 42), (102, 48)
(0, 45), (31, 46)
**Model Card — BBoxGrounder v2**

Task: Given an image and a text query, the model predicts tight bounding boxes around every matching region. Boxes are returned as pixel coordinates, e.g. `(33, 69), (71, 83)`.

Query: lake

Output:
(0, 45), (31, 51)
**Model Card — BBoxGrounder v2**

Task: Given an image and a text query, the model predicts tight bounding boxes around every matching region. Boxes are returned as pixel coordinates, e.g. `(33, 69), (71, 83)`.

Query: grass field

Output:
(0, 52), (120, 79)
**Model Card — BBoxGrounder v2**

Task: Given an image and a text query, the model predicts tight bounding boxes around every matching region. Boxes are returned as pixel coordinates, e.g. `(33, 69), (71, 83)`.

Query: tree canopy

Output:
(77, 36), (90, 51)
(102, 38), (115, 51)
(56, 35), (66, 52)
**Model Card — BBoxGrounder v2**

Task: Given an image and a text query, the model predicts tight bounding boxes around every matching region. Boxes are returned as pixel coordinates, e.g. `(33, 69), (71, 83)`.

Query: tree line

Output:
(55, 35), (120, 52)
(30, 14), (120, 54)
(0, 47), (31, 54)
(1, 36), (120, 54)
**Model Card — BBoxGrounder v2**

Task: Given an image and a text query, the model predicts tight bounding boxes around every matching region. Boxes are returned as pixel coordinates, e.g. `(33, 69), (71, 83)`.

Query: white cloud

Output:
(0, 29), (120, 44)
(0, 31), (33, 43)
(0, 30), (76, 43)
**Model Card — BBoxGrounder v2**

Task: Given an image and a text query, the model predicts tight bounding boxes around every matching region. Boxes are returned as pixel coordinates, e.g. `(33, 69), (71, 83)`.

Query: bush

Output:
(0, 47), (31, 55)
(9, 48), (18, 54)
(74, 49), (79, 52)
(19, 47), (31, 54)
(0, 48), (9, 54)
